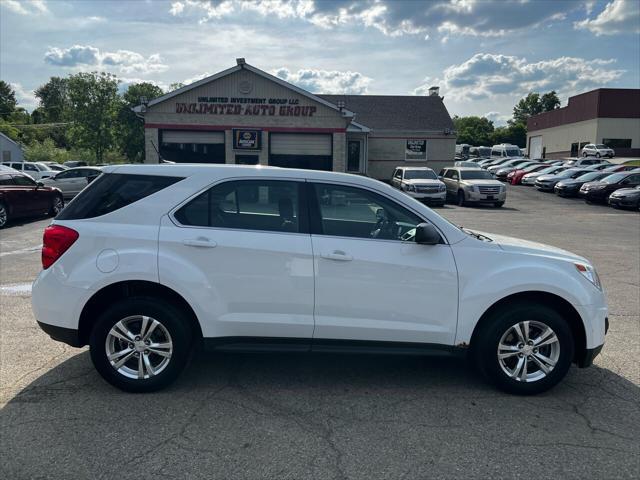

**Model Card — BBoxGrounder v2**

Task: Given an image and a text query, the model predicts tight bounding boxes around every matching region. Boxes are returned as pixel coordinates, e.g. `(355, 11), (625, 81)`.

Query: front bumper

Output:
(37, 321), (83, 347)
(464, 190), (506, 203)
(609, 196), (639, 208)
(405, 190), (446, 203)
(554, 185), (579, 196)
(535, 181), (556, 191)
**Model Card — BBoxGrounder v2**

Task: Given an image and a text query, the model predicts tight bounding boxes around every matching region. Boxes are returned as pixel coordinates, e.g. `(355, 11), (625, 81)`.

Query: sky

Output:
(1, 0), (639, 125)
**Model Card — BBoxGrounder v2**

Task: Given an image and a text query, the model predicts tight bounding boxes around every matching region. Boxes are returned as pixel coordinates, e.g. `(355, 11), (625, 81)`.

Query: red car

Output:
(0, 172), (64, 228)
(507, 163), (549, 185)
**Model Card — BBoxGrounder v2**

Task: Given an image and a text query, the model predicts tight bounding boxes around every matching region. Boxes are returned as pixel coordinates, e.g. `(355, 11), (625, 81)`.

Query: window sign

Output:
(406, 139), (427, 161)
(233, 129), (262, 150)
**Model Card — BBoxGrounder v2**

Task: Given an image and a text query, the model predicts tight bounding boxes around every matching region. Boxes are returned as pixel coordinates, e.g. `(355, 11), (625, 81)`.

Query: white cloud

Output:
(10, 83), (38, 111)
(484, 111), (510, 127)
(2, 0), (48, 15)
(44, 45), (168, 75)
(575, 0), (640, 35)
(273, 67), (372, 94)
(167, 0), (584, 39)
(417, 53), (625, 101)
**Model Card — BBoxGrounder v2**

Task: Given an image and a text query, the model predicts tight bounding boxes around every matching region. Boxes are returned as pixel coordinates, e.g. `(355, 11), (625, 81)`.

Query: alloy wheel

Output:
(497, 320), (560, 383)
(105, 315), (173, 380)
(0, 205), (6, 227)
(53, 197), (64, 215)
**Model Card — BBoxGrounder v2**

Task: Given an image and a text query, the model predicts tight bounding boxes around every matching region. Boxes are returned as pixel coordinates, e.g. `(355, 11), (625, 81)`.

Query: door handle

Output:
(321, 250), (353, 261)
(182, 238), (217, 248)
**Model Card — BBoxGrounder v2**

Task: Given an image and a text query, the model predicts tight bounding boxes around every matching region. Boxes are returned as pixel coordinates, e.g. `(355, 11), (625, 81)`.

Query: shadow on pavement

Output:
(2, 349), (639, 479)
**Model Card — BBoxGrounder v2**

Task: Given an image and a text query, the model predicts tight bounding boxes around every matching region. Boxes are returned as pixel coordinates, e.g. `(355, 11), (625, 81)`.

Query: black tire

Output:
(49, 195), (64, 216)
(596, 152), (600, 158)
(457, 190), (466, 207)
(494, 201), (504, 208)
(89, 297), (194, 393)
(0, 202), (7, 228)
(473, 303), (574, 395)
(582, 152), (587, 157)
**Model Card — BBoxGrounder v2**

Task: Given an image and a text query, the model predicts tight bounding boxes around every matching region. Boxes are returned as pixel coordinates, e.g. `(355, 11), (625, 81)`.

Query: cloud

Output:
(575, 0), (640, 35)
(44, 45), (168, 75)
(167, 0), (584, 39)
(10, 83), (38, 111)
(415, 53), (625, 101)
(484, 111), (510, 127)
(273, 67), (372, 94)
(2, 0), (48, 15)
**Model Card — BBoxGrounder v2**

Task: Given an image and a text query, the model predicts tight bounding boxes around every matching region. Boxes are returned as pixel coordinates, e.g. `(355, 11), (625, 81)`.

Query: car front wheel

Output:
(0, 202), (7, 228)
(49, 195), (64, 216)
(89, 297), (194, 392)
(474, 303), (574, 395)
(457, 190), (466, 206)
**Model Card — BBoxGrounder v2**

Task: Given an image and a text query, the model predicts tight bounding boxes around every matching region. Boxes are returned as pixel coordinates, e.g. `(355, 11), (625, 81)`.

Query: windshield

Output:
(537, 166), (561, 175)
(595, 144), (607, 149)
(404, 169), (437, 180)
(523, 164), (543, 172)
(506, 148), (521, 156)
(602, 172), (627, 184)
(576, 172), (606, 182)
(460, 170), (494, 180)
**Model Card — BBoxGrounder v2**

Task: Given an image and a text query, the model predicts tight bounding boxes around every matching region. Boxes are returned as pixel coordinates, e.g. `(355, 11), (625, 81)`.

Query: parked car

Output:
(391, 167), (446, 206)
(481, 157), (519, 170)
(521, 165), (568, 186)
(599, 164), (637, 174)
(43, 162), (68, 172)
(491, 144), (521, 158)
(554, 172), (611, 197)
(454, 161), (478, 168)
(41, 167), (103, 199)
(477, 158), (498, 168)
(565, 158), (610, 168)
(63, 160), (88, 168)
(535, 168), (593, 192)
(507, 164), (549, 185)
(0, 172), (64, 228)
(493, 161), (540, 180)
(469, 146), (492, 158)
(608, 185), (640, 210)
(440, 167), (506, 207)
(1, 161), (56, 180)
(487, 158), (530, 175)
(32, 164), (607, 394)
(581, 144), (615, 158)
(0, 164), (20, 173)
(580, 171), (640, 203)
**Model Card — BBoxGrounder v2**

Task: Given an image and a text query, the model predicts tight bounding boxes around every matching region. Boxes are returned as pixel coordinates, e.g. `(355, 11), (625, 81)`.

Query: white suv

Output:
(391, 167), (446, 206)
(581, 144), (615, 158)
(32, 165), (608, 394)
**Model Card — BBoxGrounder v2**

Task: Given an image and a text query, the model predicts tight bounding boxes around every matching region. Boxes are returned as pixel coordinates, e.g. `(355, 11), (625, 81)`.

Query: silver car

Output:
(391, 167), (446, 206)
(41, 167), (102, 199)
(440, 167), (507, 207)
(581, 144), (615, 158)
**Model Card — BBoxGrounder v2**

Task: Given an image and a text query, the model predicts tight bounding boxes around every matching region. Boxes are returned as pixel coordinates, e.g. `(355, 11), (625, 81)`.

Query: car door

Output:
(391, 168), (402, 189)
(159, 178), (315, 343)
(10, 174), (47, 214)
(22, 163), (41, 180)
(308, 181), (458, 346)
(52, 169), (86, 197)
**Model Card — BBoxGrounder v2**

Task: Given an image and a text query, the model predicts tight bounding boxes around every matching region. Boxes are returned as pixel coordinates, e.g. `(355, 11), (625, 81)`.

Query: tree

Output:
(490, 123), (527, 148)
(540, 91), (561, 112)
(66, 72), (119, 163)
(452, 116), (495, 146)
(117, 82), (164, 162)
(0, 81), (17, 120)
(34, 77), (70, 123)
(512, 91), (561, 125)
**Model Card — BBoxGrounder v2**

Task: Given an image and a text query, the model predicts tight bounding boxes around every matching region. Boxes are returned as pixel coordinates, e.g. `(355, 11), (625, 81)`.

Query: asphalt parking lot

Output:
(1, 185), (638, 480)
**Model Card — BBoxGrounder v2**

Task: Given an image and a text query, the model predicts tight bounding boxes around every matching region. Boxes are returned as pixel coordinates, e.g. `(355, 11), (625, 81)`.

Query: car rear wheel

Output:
(89, 297), (194, 392)
(49, 195), (64, 216)
(0, 202), (7, 228)
(474, 303), (574, 395)
(457, 190), (466, 207)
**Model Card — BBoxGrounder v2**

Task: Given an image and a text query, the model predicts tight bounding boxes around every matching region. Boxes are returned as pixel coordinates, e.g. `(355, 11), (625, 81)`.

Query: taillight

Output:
(42, 225), (79, 269)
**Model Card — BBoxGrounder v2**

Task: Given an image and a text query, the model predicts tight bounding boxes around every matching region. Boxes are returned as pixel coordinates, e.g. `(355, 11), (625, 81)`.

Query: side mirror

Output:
(415, 223), (441, 245)
(36, 181), (44, 187)
(438, 175), (443, 180)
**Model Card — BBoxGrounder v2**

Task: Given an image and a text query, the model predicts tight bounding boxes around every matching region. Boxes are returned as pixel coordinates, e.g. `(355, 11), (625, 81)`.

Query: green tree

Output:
(66, 72), (119, 163)
(490, 122), (527, 147)
(34, 77), (70, 123)
(512, 91), (561, 125)
(23, 137), (71, 163)
(117, 82), (164, 162)
(540, 91), (561, 112)
(0, 81), (17, 120)
(0, 119), (20, 141)
(452, 116), (495, 146)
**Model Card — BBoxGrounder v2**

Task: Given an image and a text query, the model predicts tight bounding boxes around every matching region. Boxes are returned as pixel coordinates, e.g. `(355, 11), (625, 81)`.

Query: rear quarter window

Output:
(56, 173), (183, 220)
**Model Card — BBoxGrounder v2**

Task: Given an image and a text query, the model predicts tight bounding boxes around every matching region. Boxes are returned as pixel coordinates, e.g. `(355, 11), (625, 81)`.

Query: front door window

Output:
(347, 140), (361, 172)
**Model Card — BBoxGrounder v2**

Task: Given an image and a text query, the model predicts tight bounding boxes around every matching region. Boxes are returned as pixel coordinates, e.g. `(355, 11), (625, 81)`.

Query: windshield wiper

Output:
(460, 227), (493, 242)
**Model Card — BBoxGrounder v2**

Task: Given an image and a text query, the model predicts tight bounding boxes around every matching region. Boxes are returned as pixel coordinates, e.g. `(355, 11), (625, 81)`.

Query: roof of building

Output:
(0, 131), (22, 148)
(528, 88), (640, 132)
(317, 94), (454, 132)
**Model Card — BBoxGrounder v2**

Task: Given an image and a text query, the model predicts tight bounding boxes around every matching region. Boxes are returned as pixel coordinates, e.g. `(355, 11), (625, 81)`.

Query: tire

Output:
(89, 297), (194, 393)
(457, 190), (466, 207)
(596, 152), (601, 158)
(0, 202), (7, 228)
(582, 152), (587, 157)
(473, 303), (574, 395)
(494, 202), (504, 208)
(49, 195), (64, 216)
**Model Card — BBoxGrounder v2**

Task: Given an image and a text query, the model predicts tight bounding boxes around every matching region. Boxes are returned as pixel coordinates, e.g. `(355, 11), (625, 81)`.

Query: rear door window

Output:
(12, 175), (36, 186)
(56, 173), (183, 220)
(174, 180), (305, 234)
(0, 175), (14, 185)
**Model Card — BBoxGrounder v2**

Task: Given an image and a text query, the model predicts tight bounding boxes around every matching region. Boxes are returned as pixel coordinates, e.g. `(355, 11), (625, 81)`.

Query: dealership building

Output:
(526, 88), (640, 159)
(135, 59), (456, 179)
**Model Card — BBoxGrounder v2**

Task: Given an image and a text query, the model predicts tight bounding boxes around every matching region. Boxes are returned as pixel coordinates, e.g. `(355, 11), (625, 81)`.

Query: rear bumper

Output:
(37, 321), (83, 347)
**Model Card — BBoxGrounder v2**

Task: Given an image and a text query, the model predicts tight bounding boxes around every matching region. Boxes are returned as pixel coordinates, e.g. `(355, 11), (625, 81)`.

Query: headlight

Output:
(439, 184), (446, 192)
(575, 263), (602, 290)
(405, 184), (415, 192)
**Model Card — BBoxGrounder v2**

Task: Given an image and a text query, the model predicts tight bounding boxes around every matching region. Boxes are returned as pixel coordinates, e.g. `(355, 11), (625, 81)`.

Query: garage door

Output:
(162, 131), (224, 144)
(529, 135), (543, 159)
(269, 133), (333, 171)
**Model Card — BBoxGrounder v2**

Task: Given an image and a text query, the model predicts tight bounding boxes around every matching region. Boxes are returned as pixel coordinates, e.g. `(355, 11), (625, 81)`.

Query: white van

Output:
(491, 144), (521, 158)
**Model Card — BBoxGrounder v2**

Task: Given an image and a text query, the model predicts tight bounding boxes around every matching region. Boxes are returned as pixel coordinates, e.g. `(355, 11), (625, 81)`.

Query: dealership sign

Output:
(406, 139), (427, 161)
(233, 129), (261, 150)
(176, 97), (318, 117)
